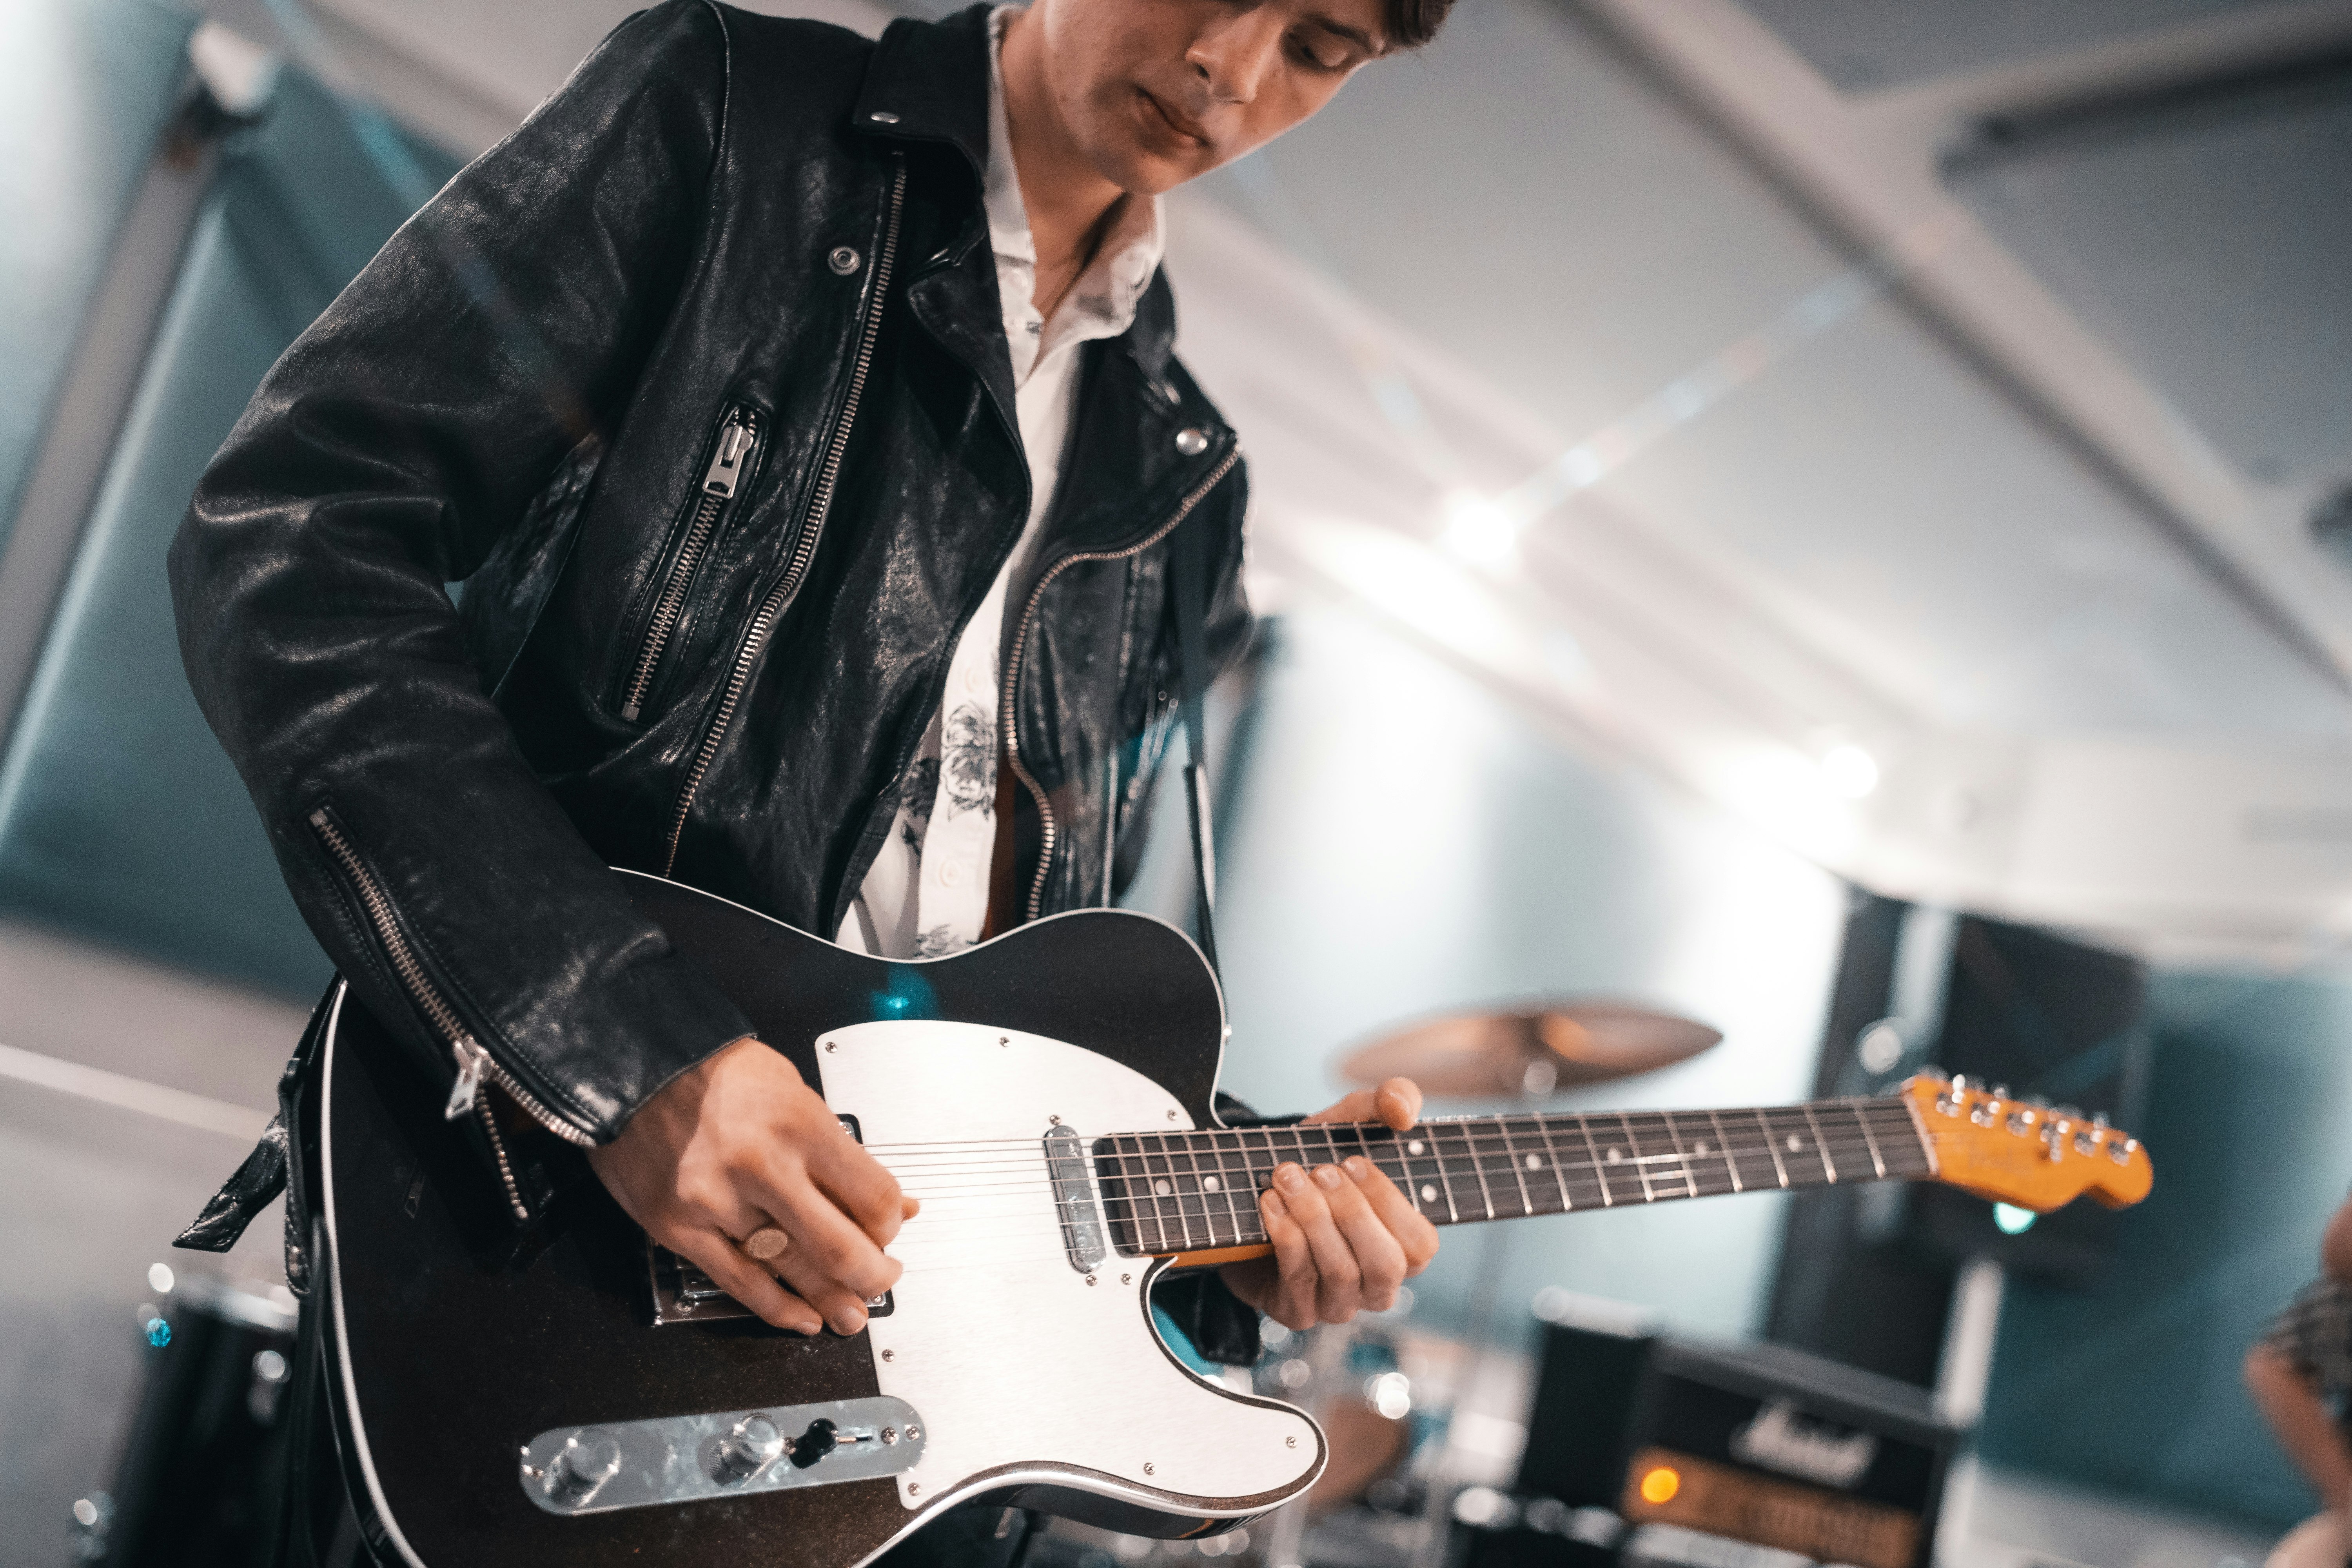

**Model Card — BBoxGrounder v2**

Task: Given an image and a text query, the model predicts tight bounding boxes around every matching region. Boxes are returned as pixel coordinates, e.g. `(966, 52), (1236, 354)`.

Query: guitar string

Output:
(858, 1102), (1940, 1171)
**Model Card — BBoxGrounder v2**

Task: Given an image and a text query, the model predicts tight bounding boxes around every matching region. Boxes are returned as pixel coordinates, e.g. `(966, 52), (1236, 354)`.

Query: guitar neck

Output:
(1099, 1095), (1933, 1261)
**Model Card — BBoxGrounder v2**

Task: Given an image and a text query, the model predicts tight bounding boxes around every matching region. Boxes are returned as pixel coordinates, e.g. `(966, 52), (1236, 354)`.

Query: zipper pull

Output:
(702, 415), (756, 499)
(445, 1036), (488, 1122)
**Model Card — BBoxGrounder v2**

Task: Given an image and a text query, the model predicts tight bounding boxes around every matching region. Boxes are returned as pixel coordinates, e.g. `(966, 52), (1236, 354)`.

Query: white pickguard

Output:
(817, 1019), (1323, 1521)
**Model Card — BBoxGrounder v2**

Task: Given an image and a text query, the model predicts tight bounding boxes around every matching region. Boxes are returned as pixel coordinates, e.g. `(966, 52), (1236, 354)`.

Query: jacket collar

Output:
(854, 6), (1186, 393)
(853, 3), (994, 185)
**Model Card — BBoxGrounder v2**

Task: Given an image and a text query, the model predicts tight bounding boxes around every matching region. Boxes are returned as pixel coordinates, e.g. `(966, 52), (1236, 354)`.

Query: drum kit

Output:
(1252, 995), (1721, 1568)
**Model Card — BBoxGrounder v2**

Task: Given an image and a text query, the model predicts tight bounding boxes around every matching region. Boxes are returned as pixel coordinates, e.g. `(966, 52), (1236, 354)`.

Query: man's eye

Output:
(1290, 37), (1348, 71)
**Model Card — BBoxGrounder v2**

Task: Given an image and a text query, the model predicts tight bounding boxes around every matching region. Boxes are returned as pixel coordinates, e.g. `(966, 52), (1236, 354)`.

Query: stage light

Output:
(1993, 1202), (2036, 1235)
(1443, 491), (1515, 566)
(1368, 1371), (1412, 1419)
(1820, 743), (1879, 799)
(1639, 1465), (1681, 1504)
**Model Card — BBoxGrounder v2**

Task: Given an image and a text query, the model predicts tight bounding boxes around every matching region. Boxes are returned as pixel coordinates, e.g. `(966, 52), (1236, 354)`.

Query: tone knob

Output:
(540, 1428), (623, 1505)
(709, 1414), (785, 1485)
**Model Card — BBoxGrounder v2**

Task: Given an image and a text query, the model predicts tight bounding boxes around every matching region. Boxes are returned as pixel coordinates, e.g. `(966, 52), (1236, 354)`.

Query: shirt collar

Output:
(985, 6), (1165, 364)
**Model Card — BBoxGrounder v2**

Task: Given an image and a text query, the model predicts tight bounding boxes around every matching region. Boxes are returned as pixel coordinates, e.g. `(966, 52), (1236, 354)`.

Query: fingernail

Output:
(1263, 1192), (1286, 1220)
(1313, 1165), (1343, 1190)
(837, 1308), (867, 1334)
(1346, 1157), (1374, 1181)
(1277, 1164), (1307, 1193)
(797, 1318), (823, 1336)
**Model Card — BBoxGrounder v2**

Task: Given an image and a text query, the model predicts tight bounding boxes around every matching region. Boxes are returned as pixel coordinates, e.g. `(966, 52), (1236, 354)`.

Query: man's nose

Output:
(1187, 10), (1285, 105)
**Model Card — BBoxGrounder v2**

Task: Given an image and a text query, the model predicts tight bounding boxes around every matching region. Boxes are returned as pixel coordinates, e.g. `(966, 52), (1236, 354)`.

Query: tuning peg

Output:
(1947, 1073), (1966, 1092)
(2092, 1111), (2110, 1127)
(1991, 1084), (2011, 1100)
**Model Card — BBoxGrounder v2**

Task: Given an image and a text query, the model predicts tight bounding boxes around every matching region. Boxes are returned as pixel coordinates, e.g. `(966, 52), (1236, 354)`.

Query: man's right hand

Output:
(584, 1035), (915, 1335)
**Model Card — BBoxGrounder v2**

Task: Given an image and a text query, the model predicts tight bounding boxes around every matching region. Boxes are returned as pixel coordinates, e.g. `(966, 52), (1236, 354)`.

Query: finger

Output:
(772, 1247), (881, 1338)
(666, 1224), (822, 1333)
(1372, 1078), (1423, 1131)
(809, 1136), (912, 1246)
(1300, 1089), (1379, 1127)
(745, 1167), (903, 1308)
(1257, 1186), (1317, 1331)
(1325, 1161), (1412, 1308)
(1293, 1164), (1366, 1321)
(1347, 1156), (1443, 1274)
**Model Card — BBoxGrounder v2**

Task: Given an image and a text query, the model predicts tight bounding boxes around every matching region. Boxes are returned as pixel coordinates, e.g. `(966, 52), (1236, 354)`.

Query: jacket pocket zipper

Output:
(619, 408), (762, 722)
(662, 157), (907, 875)
(307, 809), (595, 1219)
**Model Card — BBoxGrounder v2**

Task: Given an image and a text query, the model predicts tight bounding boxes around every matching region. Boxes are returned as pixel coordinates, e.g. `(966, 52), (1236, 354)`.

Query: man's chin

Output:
(1088, 138), (1214, 198)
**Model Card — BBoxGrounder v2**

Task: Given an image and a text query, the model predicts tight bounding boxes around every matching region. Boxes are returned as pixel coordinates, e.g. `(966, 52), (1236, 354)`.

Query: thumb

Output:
(1374, 1077), (1422, 1131)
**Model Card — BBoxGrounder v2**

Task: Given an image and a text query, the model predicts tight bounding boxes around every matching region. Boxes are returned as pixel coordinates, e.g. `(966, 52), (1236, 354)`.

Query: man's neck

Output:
(997, 7), (1129, 318)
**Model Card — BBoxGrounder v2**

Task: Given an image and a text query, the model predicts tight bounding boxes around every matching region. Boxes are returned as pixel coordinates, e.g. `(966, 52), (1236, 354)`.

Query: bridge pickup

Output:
(1045, 1124), (1107, 1274)
(519, 1396), (926, 1515)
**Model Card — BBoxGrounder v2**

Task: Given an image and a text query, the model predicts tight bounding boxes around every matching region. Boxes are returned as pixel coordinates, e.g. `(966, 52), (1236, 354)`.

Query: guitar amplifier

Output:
(1616, 1340), (1960, 1568)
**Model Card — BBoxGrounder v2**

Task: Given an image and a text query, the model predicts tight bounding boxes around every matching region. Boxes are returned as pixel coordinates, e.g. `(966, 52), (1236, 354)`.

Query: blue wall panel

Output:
(0, 0), (191, 548)
(0, 76), (457, 993)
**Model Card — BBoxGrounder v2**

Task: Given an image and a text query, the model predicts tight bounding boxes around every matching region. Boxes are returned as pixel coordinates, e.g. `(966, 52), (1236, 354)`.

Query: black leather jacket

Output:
(169, 0), (1250, 1151)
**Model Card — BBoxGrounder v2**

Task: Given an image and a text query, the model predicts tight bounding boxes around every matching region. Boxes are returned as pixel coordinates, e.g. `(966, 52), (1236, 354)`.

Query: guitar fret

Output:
(1850, 1103), (1887, 1180)
(1497, 1117), (1536, 1217)
(1532, 1115), (1572, 1212)
(1705, 1108), (1742, 1193)
(1798, 1103), (1837, 1184)
(1754, 1108), (1790, 1188)
(1465, 1119), (1499, 1221)
(1574, 1114), (1615, 1207)
(1395, 1127), (1433, 1216)
(1613, 1112), (1656, 1202)
(1206, 1131), (1247, 1243)
(1430, 1125), (1462, 1223)
(1659, 1112), (1702, 1199)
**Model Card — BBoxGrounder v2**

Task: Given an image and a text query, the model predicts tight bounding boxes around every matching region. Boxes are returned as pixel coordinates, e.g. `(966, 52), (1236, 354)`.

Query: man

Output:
(2249, 1196), (2352, 1567)
(169, 0), (1453, 1559)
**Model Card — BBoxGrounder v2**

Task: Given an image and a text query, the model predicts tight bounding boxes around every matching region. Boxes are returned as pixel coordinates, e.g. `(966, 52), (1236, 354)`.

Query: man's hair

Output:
(1385, 0), (1455, 50)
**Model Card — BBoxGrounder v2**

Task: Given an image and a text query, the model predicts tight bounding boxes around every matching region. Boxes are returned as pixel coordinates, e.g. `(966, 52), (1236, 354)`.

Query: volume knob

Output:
(539, 1429), (623, 1505)
(709, 1413), (785, 1485)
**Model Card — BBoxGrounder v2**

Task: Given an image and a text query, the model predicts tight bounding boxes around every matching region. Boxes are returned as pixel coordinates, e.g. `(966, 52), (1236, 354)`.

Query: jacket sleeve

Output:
(169, 0), (754, 1149)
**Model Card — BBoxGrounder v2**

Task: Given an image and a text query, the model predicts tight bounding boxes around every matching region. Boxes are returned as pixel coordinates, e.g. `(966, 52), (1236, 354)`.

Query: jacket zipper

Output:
(1003, 444), (1241, 922)
(307, 809), (595, 1218)
(662, 159), (907, 874)
(620, 409), (761, 722)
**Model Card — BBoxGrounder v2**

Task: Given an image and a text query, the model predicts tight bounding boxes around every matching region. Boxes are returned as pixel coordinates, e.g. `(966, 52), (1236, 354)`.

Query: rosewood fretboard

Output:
(1093, 1096), (1933, 1258)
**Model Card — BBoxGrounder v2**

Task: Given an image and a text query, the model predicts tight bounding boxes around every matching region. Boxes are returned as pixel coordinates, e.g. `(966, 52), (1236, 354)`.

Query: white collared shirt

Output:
(838, 6), (1166, 960)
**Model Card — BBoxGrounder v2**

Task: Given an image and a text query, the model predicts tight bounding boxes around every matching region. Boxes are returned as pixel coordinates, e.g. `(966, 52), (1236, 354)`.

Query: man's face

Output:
(1035, 0), (1390, 195)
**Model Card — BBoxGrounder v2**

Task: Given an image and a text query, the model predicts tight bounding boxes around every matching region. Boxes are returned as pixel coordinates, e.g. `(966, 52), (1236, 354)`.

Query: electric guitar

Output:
(317, 872), (2153, 1567)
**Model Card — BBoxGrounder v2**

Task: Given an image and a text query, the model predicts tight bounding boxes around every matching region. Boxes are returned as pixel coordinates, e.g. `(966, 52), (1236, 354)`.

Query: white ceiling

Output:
(196, 0), (2352, 959)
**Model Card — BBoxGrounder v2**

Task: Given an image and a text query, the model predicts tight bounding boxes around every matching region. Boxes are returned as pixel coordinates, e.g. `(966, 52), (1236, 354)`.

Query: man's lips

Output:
(1137, 87), (1210, 150)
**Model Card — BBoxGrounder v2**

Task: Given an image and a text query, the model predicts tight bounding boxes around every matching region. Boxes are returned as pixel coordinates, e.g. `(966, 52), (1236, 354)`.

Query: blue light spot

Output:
(868, 966), (938, 1022)
(145, 1317), (171, 1348)
(1993, 1203), (2037, 1235)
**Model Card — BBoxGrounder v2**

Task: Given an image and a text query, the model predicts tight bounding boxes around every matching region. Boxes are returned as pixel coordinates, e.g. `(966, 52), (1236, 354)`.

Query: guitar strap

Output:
(1169, 508), (1220, 975)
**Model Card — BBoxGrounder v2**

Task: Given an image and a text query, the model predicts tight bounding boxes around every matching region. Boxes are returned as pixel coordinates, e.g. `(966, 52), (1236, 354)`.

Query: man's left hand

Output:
(1220, 1077), (1442, 1331)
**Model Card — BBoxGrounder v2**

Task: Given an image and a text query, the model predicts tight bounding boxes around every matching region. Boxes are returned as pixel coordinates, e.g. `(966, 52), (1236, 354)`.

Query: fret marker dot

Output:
(1202, 1176), (1220, 1192)
(1420, 1185), (1438, 1203)
(1525, 1154), (1541, 1170)
(1786, 1134), (1803, 1152)
(1694, 1142), (1710, 1156)
(1607, 1147), (1623, 1163)
(1407, 1140), (1425, 1156)
(1154, 1180), (1173, 1196)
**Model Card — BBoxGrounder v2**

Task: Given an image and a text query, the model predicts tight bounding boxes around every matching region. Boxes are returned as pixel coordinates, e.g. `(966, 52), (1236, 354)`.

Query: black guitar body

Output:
(320, 872), (1321, 1568)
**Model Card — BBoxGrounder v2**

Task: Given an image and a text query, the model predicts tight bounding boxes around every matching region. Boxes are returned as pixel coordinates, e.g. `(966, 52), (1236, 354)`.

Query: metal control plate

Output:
(519, 1396), (927, 1515)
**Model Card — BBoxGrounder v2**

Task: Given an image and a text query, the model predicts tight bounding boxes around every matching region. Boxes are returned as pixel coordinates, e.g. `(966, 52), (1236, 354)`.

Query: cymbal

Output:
(1338, 1002), (1723, 1098)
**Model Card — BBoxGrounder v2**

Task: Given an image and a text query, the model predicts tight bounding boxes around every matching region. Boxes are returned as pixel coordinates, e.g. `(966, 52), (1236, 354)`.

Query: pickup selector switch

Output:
(789, 1418), (839, 1469)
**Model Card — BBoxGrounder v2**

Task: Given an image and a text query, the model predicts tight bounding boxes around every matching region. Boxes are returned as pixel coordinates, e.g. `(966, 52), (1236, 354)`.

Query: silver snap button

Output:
(869, 110), (899, 124)
(1174, 427), (1209, 456)
(828, 245), (861, 275)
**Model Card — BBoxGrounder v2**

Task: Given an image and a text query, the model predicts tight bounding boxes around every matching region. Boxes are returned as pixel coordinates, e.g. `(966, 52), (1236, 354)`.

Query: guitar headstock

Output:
(1901, 1073), (2153, 1213)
